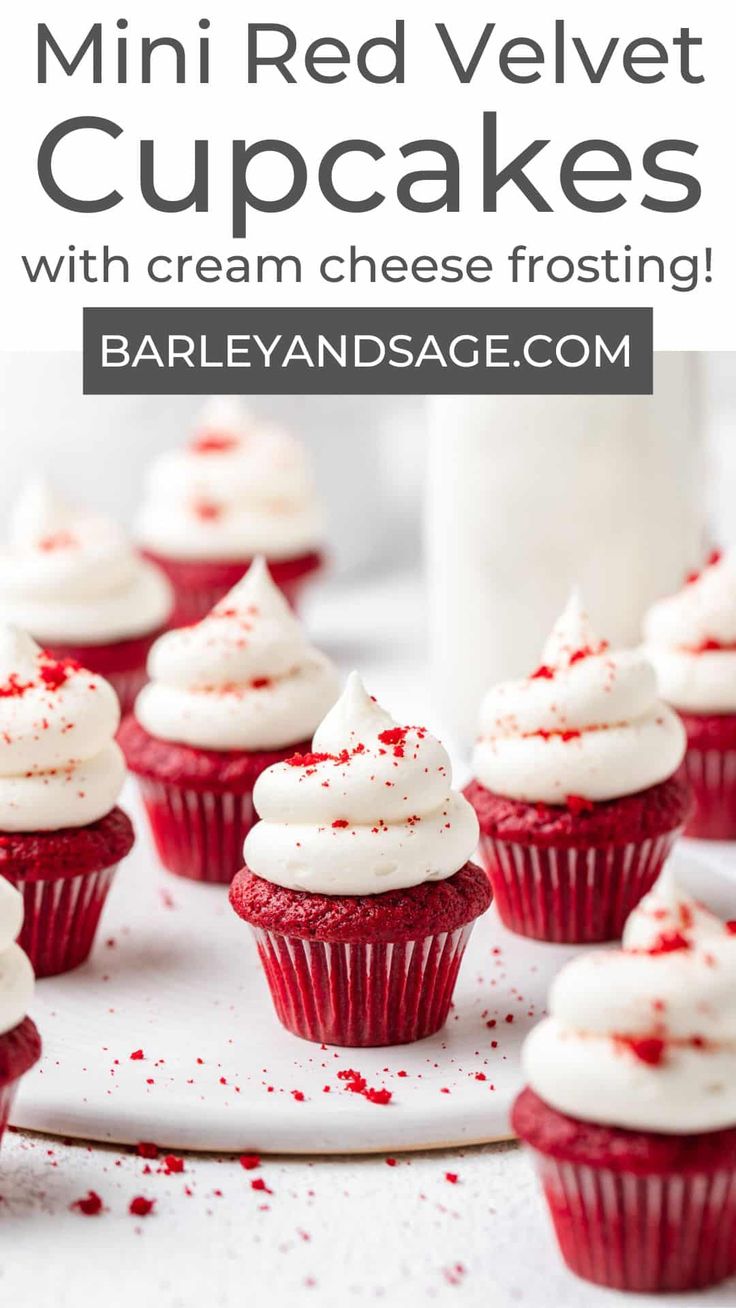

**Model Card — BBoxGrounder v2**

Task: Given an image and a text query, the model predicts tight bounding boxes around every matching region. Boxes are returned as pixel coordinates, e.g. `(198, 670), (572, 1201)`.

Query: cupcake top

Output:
(0, 626), (125, 833)
(244, 671), (480, 895)
(0, 878), (34, 1037)
(522, 866), (736, 1133)
(644, 549), (736, 713)
(0, 479), (173, 645)
(134, 557), (339, 751)
(135, 397), (324, 562)
(473, 592), (686, 804)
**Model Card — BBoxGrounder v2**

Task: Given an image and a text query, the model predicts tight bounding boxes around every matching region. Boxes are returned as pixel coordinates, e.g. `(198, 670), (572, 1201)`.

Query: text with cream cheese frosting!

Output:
(135, 396), (324, 562)
(0, 479), (172, 646)
(644, 549), (736, 713)
(522, 865), (736, 1134)
(135, 556), (340, 751)
(243, 671), (480, 895)
(473, 591), (686, 804)
(0, 626), (125, 832)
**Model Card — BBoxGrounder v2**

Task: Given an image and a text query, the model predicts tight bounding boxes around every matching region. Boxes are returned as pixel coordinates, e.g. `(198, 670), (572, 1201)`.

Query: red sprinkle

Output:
(364, 1088), (392, 1106)
(616, 1035), (666, 1066)
(163, 1155), (185, 1175)
(129, 1196), (155, 1218)
(331, 820), (350, 829)
(239, 1154), (261, 1171)
(291, 1090), (305, 1102)
(530, 664), (555, 680)
(129, 1049), (145, 1061)
(251, 1177), (273, 1194)
(71, 1191), (103, 1216)
(136, 1141), (159, 1159)
(646, 931), (691, 955)
(445, 1172), (459, 1185)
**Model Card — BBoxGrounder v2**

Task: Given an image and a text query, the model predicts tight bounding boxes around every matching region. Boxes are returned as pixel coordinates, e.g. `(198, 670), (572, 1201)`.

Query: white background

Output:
(2, 1), (734, 351)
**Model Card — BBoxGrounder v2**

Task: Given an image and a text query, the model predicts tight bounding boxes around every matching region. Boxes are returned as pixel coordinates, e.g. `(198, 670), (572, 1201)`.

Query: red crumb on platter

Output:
(129, 1196), (155, 1217)
(239, 1154), (260, 1170)
(136, 1141), (159, 1159)
(71, 1191), (104, 1216)
(129, 1049), (145, 1061)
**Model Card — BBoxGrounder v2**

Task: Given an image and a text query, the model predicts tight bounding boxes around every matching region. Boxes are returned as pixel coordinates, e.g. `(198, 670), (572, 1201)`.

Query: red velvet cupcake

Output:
(0, 878), (41, 1146)
(135, 397), (325, 624)
(512, 871), (736, 1292)
(120, 558), (339, 884)
(645, 549), (736, 838)
(230, 673), (490, 1046)
(0, 628), (134, 977)
(0, 478), (173, 715)
(467, 593), (689, 942)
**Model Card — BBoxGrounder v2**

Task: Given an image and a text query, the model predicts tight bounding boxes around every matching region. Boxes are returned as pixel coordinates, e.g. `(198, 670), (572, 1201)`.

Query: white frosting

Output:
(0, 878), (34, 1037)
(244, 671), (480, 895)
(523, 866), (736, 1133)
(135, 557), (339, 751)
(135, 397), (324, 562)
(0, 626), (125, 832)
(473, 592), (686, 803)
(0, 479), (172, 645)
(644, 550), (736, 712)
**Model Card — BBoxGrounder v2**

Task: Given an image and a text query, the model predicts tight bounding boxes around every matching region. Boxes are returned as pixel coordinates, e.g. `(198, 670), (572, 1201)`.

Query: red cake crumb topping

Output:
(685, 548), (723, 586)
(38, 530), (77, 552)
(129, 1196), (155, 1217)
(190, 433), (240, 454)
(192, 499), (223, 522)
(615, 1035), (666, 1066)
(530, 664), (555, 680)
(645, 930), (691, 955)
(0, 673), (34, 699)
(38, 655), (79, 691)
(71, 1190), (104, 1216)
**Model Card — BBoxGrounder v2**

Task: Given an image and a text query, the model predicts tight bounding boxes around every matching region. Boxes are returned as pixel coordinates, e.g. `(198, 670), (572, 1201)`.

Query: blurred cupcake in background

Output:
(465, 592), (690, 943)
(230, 672), (490, 1047)
(0, 479), (172, 715)
(0, 878), (40, 1148)
(512, 867), (736, 1292)
(135, 397), (325, 625)
(0, 626), (134, 976)
(119, 558), (339, 884)
(644, 549), (736, 838)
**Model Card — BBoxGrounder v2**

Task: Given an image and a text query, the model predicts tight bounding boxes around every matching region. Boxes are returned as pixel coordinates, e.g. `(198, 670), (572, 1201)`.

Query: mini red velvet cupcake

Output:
(0, 479), (173, 716)
(466, 592), (689, 943)
(512, 869), (736, 1292)
(0, 878), (41, 1146)
(0, 627), (134, 976)
(135, 397), (325, 625)
(120, 558), (339, 884)
(645, 549), (736, 838)
(230, 672), (490, 1046)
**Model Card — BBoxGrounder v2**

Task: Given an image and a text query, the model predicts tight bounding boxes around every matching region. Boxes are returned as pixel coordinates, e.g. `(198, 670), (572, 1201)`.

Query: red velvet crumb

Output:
(129, 1196), (155, 1217)
(71, 1191), (104, 1216)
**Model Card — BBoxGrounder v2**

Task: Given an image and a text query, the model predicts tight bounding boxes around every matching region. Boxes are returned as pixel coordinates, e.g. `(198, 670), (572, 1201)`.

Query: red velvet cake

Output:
(233, 674), (489, 1046)
(121, 558), (340, 883)
(469, 593), (690, 942)
(0, 1018), (42, 1145)
(0, 809), (134, 977)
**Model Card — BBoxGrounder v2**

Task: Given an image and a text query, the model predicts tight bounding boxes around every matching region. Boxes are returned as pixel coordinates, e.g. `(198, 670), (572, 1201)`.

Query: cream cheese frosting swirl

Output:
(0, 479), (173, 645)
(0, 877), (35, 1036)
(135, 557), (339, 751)
(244, 672), (480, 895)
(135, 397), (324, 562)
(0, 626), (125, 832)
(644, 550), (736, 712)
(522, 866), (736, 1133)
(473, 592), (686, 804)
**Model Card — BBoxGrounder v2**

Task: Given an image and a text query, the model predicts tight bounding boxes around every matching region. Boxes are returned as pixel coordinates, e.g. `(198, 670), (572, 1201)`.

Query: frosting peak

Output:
(0, 878), (35, 1038)
(0, 625), (125, 832)
(522, 869), (736, 1133)
(135, 557), (339, 751)
(473, 593), (685, 804)
(644, 550), (736, 712)
(135, 400), (324, 562)
(0, 479), (172, 645)
(244, 673), (480, 895)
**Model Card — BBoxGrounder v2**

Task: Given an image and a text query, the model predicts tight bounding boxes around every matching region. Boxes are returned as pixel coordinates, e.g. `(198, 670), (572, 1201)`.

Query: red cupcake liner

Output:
(531, 1150), (736, 1292)
(251, 923), (474, 1046)
(479, 829), (679, 943)
(137, 778), (256, 883)
(2, 865), (119, 978)
(680, 748), (736, 839)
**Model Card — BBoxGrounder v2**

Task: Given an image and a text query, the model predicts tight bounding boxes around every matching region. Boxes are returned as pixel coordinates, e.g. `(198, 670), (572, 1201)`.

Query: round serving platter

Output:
(11, 789), (736, 1155)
